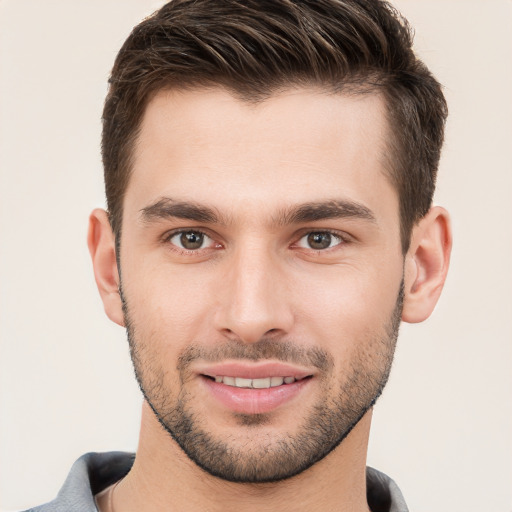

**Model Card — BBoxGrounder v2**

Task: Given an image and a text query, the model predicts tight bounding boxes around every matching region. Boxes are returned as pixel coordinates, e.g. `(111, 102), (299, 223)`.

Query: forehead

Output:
(126, 87), (395, 224)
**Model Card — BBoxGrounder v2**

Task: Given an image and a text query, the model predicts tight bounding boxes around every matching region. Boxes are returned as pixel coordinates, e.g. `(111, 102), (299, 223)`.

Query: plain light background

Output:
(1, 1), (511, 511)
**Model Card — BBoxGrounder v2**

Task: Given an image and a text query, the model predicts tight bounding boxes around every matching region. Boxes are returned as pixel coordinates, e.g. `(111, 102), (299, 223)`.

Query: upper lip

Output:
(196, 361), (315, 380)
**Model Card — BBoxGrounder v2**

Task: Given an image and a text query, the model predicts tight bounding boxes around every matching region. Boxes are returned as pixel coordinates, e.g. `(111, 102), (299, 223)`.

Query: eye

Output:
(297, 231), (344, 250)
(168, 230), (215, 251)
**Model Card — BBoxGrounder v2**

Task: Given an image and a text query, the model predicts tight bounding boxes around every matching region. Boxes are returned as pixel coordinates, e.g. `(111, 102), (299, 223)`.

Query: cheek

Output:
(291, 264), (402, 353)
(121, 262), (217, 354)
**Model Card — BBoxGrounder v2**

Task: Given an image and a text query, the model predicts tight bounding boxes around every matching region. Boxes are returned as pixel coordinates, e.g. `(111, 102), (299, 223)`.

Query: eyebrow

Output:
(275, 199), (377, 226)
(140, 197), (376, 226)
(140, 198), (221, 224)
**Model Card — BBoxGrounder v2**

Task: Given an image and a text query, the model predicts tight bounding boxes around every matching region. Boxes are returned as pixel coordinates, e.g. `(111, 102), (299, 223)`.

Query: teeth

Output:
(223, 376), (236, 386)
(213, 376), (297, 389)
(252, 377), (271, 389)
(235, 377), (252, 388)
(270, 376), (284, 387)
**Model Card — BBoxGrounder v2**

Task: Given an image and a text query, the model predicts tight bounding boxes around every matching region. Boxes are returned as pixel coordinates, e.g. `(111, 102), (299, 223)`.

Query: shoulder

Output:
(366, 466), (409, 512)
(22, 452), (134, 512)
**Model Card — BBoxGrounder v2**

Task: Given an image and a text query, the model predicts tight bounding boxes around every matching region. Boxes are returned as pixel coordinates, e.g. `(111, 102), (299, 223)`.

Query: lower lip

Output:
(202, 377), (311, 415)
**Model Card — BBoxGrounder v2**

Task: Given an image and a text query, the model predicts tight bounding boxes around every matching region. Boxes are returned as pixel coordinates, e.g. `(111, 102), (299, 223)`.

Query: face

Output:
(119, 87), (405, 482)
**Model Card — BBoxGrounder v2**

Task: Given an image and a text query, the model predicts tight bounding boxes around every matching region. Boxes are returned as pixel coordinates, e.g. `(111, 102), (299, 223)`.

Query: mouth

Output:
(197, 362), (315, 415)
(205, 375), (308, 388)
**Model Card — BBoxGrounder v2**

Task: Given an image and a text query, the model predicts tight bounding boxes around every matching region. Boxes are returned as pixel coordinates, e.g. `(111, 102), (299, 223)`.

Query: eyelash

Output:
(294, 229), (348, 251)
(163, 229), (219, 254)
(162, 228), (351, 255)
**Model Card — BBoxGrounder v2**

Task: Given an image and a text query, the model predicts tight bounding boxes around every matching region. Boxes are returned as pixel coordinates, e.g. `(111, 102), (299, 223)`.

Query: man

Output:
(27, 0), (451, 510)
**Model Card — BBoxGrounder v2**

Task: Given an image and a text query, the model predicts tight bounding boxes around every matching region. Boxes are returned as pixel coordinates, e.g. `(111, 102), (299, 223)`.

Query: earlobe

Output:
(402, 206), (452, 323)
(87, 209), (125, 327)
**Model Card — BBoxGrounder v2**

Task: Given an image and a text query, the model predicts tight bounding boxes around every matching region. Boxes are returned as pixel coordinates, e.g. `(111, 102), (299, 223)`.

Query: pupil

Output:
(308, 232), (331, 250)
(181, 231), (203, 249)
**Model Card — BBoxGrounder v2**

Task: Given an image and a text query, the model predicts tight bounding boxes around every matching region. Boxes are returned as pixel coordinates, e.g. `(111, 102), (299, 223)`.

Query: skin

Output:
(89, 87), (451, 512)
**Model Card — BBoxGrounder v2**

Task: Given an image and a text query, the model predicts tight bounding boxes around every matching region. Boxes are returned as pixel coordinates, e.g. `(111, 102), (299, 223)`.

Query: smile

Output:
(212, 376), (300, 388)
(200, 370), (313, 414)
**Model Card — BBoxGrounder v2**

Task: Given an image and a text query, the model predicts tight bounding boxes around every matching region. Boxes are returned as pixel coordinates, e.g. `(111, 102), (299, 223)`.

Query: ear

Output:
(87, 208), (125, 327)
(402, 206), (452, 323)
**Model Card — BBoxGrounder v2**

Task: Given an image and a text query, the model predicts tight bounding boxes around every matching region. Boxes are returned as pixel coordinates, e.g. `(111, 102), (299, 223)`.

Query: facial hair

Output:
(121, 281), (403, 483)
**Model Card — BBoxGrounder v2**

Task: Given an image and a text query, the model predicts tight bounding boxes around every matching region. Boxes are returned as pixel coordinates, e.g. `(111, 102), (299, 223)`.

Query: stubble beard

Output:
(121, 283), (403, 483)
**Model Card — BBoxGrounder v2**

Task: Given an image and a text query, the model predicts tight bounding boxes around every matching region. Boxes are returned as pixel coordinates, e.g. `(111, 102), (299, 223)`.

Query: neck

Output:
(113, 402), (372, 512)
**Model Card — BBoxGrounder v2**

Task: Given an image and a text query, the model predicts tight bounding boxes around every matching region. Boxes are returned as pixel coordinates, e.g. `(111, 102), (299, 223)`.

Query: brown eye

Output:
(308, 232), (331, 249)
(170, 230), (211, 250)
(297, 232), (343, 250)
(181, 231), (203, 249)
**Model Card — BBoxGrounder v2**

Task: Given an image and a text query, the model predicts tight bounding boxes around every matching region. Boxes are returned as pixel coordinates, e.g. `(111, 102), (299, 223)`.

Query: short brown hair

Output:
(102, 0), (447, 252)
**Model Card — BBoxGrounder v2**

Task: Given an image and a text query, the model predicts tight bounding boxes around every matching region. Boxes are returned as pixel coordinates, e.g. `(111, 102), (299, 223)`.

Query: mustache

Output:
(177, 338), (334, 373)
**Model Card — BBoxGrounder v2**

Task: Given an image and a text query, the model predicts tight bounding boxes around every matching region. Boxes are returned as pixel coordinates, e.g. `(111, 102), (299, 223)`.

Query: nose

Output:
(214, 243), (294, 343)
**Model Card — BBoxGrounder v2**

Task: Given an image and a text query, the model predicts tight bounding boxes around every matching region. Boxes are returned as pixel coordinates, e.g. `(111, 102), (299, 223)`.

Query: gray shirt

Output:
(24, 452), (409, 511)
